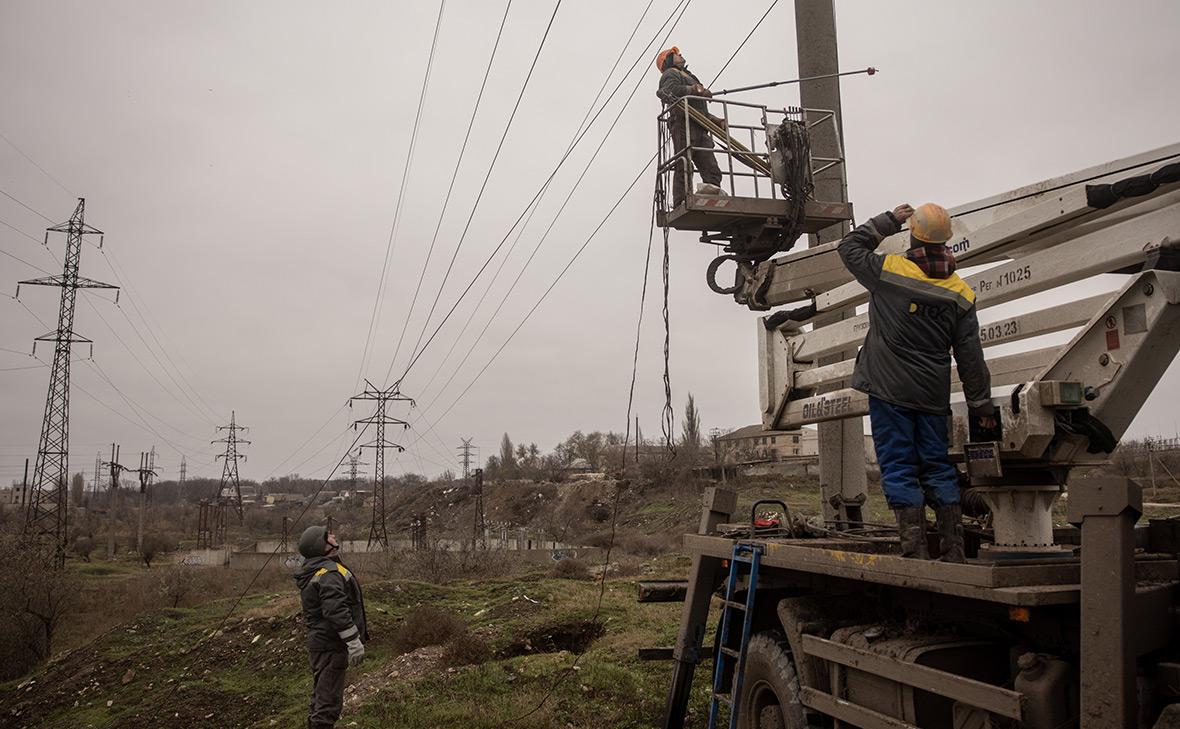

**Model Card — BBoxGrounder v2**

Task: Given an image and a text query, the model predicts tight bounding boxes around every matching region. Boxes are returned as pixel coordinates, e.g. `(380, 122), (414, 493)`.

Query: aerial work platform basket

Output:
(655, 97), (853, 261)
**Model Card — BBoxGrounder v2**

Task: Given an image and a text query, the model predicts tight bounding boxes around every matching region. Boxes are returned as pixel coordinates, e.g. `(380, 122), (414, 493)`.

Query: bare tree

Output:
(0, 545), (78, 666)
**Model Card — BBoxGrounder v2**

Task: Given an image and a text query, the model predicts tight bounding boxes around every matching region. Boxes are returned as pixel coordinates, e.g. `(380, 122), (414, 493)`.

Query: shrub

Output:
(73, 535), (96, 562)
(442, 631), (491, 667)
(550, 557), (590, 581)
(391, 606), (466, 655)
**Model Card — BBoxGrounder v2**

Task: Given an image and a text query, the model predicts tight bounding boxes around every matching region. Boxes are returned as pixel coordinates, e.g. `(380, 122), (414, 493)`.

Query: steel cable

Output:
(391, 0), (564, 385)
(353, 0), (449, 390)
(384, 0), (515, 380)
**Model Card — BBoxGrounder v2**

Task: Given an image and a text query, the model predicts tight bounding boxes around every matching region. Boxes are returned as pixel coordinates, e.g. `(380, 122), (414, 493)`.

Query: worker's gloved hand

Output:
(977, 415), (998, 430)
(892, 203), (915, 224)
(346, 637), (365, 667)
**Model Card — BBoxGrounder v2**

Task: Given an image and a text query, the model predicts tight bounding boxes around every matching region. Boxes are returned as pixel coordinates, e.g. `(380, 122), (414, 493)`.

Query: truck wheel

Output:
(737, 632), (808, 729)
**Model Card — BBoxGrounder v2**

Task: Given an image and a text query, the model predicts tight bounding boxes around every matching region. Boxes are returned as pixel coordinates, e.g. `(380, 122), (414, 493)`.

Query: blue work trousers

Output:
(868, 396), (960, 509)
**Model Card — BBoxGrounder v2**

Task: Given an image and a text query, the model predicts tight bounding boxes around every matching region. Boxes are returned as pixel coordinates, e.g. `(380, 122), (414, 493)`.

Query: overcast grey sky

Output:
(2, 0), (1179, 484)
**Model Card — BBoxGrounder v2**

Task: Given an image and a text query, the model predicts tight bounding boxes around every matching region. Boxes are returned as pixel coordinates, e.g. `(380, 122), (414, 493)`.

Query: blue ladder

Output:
(707, 542), (764, 729)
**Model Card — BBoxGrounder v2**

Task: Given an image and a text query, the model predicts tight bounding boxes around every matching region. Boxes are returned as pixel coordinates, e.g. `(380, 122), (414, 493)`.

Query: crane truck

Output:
(654, 95), (1180, 729)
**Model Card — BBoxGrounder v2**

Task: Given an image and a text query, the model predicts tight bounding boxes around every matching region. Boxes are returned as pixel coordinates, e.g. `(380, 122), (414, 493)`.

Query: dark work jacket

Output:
(838, 212), (994, 417)
(657, 65), (715, 147)
(657, 65), (706, 110)
(294, 555), (368, 653)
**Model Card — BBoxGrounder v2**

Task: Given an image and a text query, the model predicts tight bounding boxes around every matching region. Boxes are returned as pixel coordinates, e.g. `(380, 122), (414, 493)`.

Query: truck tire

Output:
(737, 631), (808, 729)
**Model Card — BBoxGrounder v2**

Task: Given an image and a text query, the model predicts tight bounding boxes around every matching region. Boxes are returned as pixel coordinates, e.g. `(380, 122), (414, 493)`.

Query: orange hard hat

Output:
(655, 46), (680, 72)
(910, 203), (953, 244)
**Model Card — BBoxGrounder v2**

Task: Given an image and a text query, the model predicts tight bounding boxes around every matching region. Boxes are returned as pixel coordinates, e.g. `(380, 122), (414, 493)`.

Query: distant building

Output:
(3, 484), (29, 506)
(265, 492), (300, 505)
(563, 458), (595, 474)
(717, 425), (817, 463)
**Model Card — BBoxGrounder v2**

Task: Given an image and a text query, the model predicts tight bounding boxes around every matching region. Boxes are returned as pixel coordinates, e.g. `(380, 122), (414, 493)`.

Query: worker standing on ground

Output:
(655, 47), (726, 206)
(837, 203), (996, 562)
(295, 526), (368, 729)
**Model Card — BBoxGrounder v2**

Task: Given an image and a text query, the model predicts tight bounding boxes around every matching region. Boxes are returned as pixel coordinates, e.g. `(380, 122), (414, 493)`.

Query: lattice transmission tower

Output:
(350, 380), (413, 551)
(346, 450), (367, 492)
(212, 411), (250, 545)
(457, 438), (477, 480)
(16, 199), (117, 567)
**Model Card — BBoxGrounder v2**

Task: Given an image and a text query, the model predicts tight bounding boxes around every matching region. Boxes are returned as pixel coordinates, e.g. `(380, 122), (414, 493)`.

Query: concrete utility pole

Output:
(16, 199), (118, 567)
(794, 0), (868, 526)
(471, 468), (486, 550)
(134, 449), (157, 555)
(102, 443), (126, 560)
(350, 380), (413, 551)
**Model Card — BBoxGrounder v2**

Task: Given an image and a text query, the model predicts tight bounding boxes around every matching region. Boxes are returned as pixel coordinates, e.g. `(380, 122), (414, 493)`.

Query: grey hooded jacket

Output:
(294, 555), (368, 653)
(838, 211), (994, 417)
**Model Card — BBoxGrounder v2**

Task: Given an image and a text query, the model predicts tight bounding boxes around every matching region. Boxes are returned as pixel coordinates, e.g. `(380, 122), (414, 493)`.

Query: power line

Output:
(413, 0), (661, 399)
(0, 246), (52, 274)
(409, 0), (775, 452)
(0, 216), (44, 244)
(503, 4), (781, 717)
(167, 420), (371, 693)
(0, 129), (74, 196)
(391, 0), (564, 384)
(86, 358), (213, 451)
(353, 0), (449, 390)
(392, 0), (690, 386)
(261, 403), (349, 480)
(80, 295), (217, 429)
(99, 248), (223, 423)
(0, 186), (55, 222)
(385, 0), (515, 378)
(412, 157), (654, 446)
(1, 170), (222, 426)
(412, 0), (691, 409)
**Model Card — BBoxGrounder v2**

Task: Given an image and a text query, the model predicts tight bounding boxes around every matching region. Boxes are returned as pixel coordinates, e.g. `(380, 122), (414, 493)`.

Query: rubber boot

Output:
(935, 504), (966, 563)
(894, 507), (929, 559)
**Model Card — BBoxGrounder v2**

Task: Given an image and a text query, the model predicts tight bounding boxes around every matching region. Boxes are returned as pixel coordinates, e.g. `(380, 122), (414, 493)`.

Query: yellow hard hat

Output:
(910, 203), (953, 244)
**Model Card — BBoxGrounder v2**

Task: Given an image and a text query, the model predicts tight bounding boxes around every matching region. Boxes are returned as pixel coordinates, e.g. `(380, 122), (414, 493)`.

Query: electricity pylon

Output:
(346, 450), (367, 493)
(179, 455), (186, 498)
(134, 448), (157, 555)
(457, 438), (476, 480)
(212, 411), (250, 523)
(350, 380), (413, 551)
(16, 199), (118, 567)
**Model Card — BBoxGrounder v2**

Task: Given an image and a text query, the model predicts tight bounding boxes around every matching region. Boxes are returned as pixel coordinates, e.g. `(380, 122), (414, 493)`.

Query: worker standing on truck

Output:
(295, 525), (368, 729)
(655, 46), (726, 206)
(837, 203), (996, 562)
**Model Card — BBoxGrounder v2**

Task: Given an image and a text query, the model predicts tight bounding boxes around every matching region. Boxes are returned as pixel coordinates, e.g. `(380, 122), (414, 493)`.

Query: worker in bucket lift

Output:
(654, 46), (727, 206)
(295, 526), (368, 728)
(837, 203), (996, 563)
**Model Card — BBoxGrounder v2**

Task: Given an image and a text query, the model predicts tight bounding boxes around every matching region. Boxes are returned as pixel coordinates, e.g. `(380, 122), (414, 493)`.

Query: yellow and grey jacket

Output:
(294, 555), (368, 652)
(838, 212), (994, 417)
